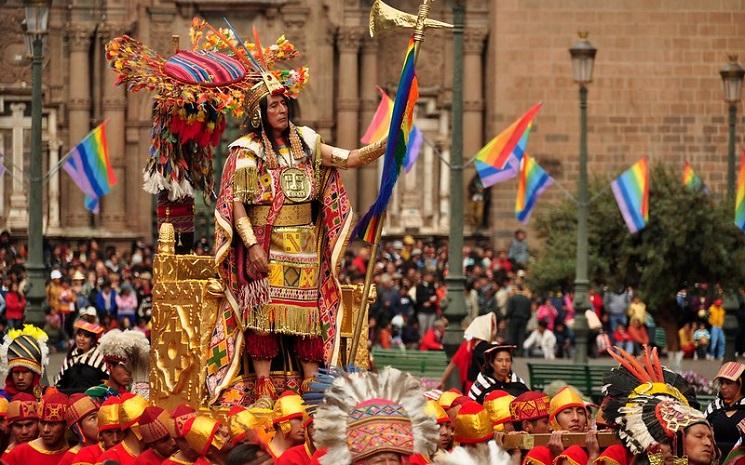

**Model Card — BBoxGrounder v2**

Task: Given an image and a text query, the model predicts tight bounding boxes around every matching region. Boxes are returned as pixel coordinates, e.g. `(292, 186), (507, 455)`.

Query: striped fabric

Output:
(468, 371), (526, 402)
(52, 346), (108, 386)
(164, 50), (246, 85)
(704, 396), (745, 416)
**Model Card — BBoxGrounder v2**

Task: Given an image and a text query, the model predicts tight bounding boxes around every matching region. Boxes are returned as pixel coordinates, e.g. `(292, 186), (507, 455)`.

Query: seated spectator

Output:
(612, 325), (634, 354)
(628, 318), (649, 354)
(390, 314), (405, 349)
(402, 316), (420, 349)
(679, 322), (696, 359)
(535, 298), (558, 331)
(554, 322), (572, 359)
(95, 280), (118, 320)
(419, 318), (447, 351)
(523, 320), (556, 359)
(595, 329), (611, 356)
(376, 321), (393, 349)
(693, 322), (710, 360)
(115, 284), (138, 328)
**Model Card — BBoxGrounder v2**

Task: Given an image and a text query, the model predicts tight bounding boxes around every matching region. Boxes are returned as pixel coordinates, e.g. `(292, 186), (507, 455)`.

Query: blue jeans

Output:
(710, 326), (725, 359)
(609, 314), (628, 341)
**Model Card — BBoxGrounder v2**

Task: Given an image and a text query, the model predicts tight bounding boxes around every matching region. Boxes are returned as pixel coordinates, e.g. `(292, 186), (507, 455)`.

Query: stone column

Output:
(99, 24), (128, 231)
(314, 23), (338, 140)
(66, 25), (92, 228)
(462, 27), (488, 158)
(47, 109), (61, 230)
(358, 35), (379, 212)
(335, 26), (363, 210)
(7, 103), (29, 230)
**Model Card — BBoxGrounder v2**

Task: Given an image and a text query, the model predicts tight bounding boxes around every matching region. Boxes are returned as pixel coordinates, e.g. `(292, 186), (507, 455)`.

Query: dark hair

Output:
(226, 443), (269, 465)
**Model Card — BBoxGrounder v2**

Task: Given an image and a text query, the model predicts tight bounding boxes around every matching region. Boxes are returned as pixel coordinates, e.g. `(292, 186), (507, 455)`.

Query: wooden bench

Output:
(371, 348), (449, 381)
(696, 394), (716, 410)
(528, 363), (613, 401)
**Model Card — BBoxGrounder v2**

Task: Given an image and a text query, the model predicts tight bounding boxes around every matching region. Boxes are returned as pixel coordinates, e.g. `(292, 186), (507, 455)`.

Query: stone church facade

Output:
(0, 0), (742, 247)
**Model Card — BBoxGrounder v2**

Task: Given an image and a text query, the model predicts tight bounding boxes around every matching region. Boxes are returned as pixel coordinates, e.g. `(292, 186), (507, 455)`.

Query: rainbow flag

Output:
(361, 87), (422, 174)
(62, 122), (117, 214)
(475, 103), (542, 187)
(353, 36), (419, 242)
(360, 87), (394, 145)
(611, 157), (649, 234)
(736, 149), (745, 231)
(403, 125), (423, 173)
(515, 154), (553, 223)
(682, 161), (703, 190)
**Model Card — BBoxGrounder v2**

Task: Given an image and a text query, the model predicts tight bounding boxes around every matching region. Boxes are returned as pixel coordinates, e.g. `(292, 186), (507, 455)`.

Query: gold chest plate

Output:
(280, 168), (312, 203)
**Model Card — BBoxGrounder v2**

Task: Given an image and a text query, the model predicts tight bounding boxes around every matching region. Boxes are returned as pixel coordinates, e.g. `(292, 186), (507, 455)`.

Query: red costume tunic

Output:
(134, 449), (168, 465)
(276, 444), (313, 465)
(161, 452), (196, 465)
(57, 444), (82, 465)
(96, 435), (141, 465)
(70, 443), (104, 465)
(0, 438), (68, 465)
(409, 454), (432, 465)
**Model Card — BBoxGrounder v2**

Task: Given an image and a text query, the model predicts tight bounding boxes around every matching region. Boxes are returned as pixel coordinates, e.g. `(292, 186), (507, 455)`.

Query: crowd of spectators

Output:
(0, 230), (162, 351)
(342, 229), (745, 362)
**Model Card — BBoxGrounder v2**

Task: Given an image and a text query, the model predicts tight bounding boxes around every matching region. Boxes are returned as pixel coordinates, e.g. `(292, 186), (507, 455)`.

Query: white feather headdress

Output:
(98, 329), (150, 382)
(434, 441), (513, 465)
(314, 367), (439, 465)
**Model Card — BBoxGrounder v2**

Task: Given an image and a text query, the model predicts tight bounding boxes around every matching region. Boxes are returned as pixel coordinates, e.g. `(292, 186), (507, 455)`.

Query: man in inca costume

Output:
(104, 19), (386, 405)
(213, 47), (387, 401)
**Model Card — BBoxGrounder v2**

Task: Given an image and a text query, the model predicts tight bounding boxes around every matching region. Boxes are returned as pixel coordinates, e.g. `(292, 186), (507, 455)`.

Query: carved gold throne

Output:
(149, 223), (370, 410)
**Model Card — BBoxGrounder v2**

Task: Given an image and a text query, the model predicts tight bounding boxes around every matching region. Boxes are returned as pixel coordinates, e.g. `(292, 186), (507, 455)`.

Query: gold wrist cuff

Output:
(331, 147), (350, 169)
(235, 216), (258, 248)
(358, 138), (387, 165)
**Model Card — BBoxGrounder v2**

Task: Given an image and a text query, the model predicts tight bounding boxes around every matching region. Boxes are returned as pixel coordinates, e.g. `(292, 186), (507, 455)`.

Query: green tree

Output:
(530, 163), (745, 342)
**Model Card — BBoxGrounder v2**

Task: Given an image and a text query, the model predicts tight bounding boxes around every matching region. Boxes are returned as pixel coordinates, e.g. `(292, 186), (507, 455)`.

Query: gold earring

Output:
(251, 110), (261, 128)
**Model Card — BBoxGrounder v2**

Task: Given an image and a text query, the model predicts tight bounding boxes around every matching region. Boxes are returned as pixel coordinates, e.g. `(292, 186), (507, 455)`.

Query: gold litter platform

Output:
(149, 223), (370, 410)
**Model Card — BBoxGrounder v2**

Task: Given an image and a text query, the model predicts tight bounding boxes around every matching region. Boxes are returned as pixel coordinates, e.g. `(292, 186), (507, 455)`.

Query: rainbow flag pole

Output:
(348, 0), (451, 362)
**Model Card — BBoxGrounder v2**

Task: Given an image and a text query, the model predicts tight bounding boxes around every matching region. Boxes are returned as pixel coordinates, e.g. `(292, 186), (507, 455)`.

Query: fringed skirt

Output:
(244, 223), (321, 337)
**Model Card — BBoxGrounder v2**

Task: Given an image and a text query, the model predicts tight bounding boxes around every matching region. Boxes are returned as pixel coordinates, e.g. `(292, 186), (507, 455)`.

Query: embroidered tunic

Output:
(229, 127), (323, 336)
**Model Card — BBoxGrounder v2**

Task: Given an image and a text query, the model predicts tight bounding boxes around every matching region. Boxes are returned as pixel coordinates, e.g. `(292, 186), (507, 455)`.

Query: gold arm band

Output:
(358, 138), (387, 165)
(235, 216), (258, 248)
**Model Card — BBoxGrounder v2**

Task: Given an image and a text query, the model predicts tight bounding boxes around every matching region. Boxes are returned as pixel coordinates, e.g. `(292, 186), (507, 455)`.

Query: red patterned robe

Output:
(206, 126), (352, 404)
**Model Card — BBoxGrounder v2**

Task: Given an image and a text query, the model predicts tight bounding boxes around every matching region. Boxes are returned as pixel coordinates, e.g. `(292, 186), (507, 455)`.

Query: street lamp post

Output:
(23, 0), (52, 327)
(720, 55), (744, 204)
(719, 55), (744, 361)
(569, 32), (596, 364)
(443, 0), (467, 387)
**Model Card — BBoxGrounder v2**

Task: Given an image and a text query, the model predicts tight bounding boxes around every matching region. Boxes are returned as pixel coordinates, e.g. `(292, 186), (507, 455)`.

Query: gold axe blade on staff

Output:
(500, 432), (621, 450)
(346, 0), (451, 364)
(369, 0), (453, 39)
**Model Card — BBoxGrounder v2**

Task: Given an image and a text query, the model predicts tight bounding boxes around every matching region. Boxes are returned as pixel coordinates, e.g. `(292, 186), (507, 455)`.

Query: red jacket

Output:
(419, 328), (444, 351)
(4, 292), (25, 321)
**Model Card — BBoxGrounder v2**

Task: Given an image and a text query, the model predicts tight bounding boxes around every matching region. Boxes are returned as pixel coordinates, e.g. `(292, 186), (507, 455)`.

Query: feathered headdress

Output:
(601, 346), (709, 461)
(98, 329), (150, 382)
(433, 442), (513, 465)
(104, 17), (308, 203)
(313, 367), (438, 465)
(0, 325), (49, 378)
